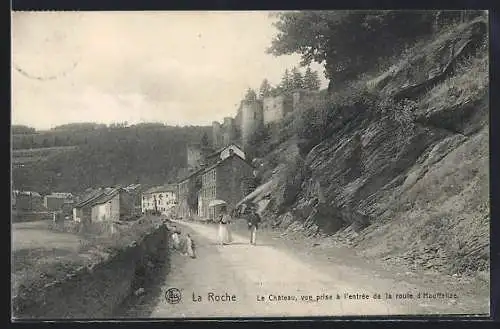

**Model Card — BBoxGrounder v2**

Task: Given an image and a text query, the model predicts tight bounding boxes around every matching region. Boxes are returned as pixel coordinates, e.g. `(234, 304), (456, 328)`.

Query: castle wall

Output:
(292, 89), (321, 112)
(263, 95), (293, 125)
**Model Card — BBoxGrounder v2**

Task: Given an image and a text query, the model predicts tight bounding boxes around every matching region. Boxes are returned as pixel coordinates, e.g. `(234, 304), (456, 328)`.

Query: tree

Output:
(269, 85), (283, 97)
(259, 79), (272, 99)
(291, 67), (304, 90)
(244, 88), (258, 102)
(245, 125), (271, 160)
(267, 11), (438, 86)
(281, 69), (293, 93)
(304, 66), (321, 90)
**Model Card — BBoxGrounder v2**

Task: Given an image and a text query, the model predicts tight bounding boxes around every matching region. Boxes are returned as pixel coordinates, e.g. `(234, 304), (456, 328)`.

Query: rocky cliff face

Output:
(262, 18), (489, 275)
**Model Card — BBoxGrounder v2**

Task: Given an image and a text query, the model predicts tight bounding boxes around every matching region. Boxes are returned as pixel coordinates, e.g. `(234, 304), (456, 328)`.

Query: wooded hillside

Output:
(12, 123), (212, 194)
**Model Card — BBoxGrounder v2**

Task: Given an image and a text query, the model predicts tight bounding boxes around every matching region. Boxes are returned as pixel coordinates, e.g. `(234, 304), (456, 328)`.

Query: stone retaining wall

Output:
(12, 223), (171, 319)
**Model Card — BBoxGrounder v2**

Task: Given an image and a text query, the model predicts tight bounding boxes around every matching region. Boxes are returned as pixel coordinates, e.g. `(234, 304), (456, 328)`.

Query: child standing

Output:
(186, 233), (196, 258)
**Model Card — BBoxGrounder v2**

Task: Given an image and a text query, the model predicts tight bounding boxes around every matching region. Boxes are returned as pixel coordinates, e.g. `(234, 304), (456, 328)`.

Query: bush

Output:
(292, 79), (378, 156)
(245, 125), (272, 160)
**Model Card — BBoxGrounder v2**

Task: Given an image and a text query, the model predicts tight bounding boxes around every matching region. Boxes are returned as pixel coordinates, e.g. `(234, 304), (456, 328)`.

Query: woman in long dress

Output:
(217, 206), (232, 246)
(171, 229), (181, 251)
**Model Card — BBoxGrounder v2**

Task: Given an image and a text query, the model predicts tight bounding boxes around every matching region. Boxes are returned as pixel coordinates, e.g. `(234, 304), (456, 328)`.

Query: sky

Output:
(11, 11), (328, 130)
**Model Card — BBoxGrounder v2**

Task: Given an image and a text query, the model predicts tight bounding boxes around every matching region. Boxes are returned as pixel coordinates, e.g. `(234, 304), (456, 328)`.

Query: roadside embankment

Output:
(12, 217), (171, 319)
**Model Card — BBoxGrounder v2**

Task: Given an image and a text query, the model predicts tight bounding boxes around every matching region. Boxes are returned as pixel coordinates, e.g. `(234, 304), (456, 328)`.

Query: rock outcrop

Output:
(265, 17), (489, 274)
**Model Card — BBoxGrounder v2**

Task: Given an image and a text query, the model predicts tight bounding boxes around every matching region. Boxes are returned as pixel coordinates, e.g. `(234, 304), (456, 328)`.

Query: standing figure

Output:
(247, 204), (261, 246)
(217, 205), (232, 246)
(171, 228), (181, 251)
(186, 233), (196, 258)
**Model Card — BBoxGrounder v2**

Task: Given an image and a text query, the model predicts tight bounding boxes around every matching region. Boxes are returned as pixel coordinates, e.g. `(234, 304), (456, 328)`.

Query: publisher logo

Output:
(165, 287), (182, 304)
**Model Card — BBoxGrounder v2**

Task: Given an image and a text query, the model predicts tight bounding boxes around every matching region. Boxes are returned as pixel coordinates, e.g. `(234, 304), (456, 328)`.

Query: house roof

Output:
(15, 191), (42, 198)
(144, 184), (177, 194)
(76, 187), (126, 208)
(177, 167), (205, 184)
(124, 184), (141, 192)
(74, 190), (106, 208)
(92, 192), (119, 206)
(46, 192), (73, 199)
(200, 152), (253, 175)
(206, 143), (243, 159)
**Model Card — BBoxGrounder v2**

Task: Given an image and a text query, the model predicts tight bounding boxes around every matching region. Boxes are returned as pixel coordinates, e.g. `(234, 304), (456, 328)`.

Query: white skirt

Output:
(172, 233), (180, 250)
(218, 224), (232, 244)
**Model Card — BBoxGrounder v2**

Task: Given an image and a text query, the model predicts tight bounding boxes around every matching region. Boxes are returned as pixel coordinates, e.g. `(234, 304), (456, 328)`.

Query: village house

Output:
(73, 189), (106, 223)
(198, 151), (254, 221)
(124, 183), (143, 215)
(141, 184), (177, 215)
(73, 187), (134, 223)
(91, 188), (133, 222)
(43, 192), (73, 211)
(13, 190), (43, 212)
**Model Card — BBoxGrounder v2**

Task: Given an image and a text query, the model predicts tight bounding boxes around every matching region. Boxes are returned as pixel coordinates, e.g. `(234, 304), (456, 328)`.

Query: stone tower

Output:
(187, 144), (203, 170)
(240, 100), (264, 148)
(222, 117), (236, 146)
(212, 121), (222, 149)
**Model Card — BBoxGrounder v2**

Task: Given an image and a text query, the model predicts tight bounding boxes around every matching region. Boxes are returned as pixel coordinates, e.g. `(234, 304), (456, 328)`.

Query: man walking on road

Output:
(246, 204), (261, 246)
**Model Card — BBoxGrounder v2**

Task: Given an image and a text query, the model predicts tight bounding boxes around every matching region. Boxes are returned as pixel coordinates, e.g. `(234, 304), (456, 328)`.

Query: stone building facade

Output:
(198, 153), (254, 220)
(141, 184), (177, 215)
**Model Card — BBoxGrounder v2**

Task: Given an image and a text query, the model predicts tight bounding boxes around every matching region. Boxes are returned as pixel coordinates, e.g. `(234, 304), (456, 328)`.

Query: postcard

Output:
(11, 10), (490, 320)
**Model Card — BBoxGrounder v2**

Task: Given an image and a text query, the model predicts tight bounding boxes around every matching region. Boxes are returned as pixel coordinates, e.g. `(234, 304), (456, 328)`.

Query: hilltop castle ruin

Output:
(207, 88), (322, 152)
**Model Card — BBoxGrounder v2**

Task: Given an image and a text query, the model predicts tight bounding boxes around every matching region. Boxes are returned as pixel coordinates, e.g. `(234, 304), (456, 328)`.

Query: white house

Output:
(91, 192), (120, 222)
(74, 187), (133, 223)
(141, 184), (177, 214)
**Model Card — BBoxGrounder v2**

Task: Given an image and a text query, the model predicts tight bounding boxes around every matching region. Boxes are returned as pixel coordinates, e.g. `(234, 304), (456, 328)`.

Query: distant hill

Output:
(11, 123), (212, 194)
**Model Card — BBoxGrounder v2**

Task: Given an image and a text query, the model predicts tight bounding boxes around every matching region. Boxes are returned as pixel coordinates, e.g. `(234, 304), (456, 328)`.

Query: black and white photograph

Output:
(11, 10), (490, 319)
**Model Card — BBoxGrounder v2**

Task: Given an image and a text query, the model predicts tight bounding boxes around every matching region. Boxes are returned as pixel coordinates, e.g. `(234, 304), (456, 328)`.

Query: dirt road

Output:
(120, 220), (489, 318)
